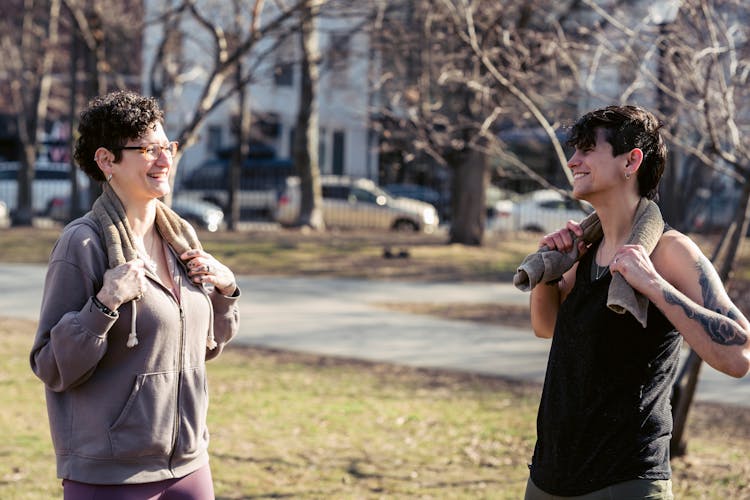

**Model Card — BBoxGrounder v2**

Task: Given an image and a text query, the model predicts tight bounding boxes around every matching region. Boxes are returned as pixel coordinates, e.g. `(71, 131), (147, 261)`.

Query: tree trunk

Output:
(293, 0), (324, 230)
(228, 61), (249, 231)
(670, 176), (750, 457)
(13, 0), (62, 226)
(68, 30), (82, 221)
(449, 148), (488, 246)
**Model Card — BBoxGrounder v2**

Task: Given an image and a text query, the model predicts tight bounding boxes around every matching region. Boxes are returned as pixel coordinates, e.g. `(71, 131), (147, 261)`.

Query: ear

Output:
(625, 148), (644, 175)
(94, 147), (115, 179)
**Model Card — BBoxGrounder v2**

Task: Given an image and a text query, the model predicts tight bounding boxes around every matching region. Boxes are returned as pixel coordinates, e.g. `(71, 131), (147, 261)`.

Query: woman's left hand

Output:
(181, 250), (237, 296)
(609, 244), (662, 294)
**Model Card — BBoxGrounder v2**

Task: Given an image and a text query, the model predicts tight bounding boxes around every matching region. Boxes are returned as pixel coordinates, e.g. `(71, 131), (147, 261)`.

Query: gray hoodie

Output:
(30, 216), (240, 484)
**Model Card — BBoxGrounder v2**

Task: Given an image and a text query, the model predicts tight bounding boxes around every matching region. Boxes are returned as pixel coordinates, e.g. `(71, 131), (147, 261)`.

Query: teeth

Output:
(573, 173), (587, 179)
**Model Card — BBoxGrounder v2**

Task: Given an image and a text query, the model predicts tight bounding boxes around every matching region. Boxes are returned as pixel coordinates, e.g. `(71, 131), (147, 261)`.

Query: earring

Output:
(107, 173), (113, 182)
(625, 171), (631, 180)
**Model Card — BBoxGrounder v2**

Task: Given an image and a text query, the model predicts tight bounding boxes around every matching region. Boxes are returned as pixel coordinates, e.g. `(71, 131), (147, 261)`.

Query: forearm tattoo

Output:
(663, 256), (748, 346)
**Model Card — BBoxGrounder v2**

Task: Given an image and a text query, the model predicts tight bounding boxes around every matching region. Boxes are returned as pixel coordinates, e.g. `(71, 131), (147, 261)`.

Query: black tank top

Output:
(529, 238), (682, 496)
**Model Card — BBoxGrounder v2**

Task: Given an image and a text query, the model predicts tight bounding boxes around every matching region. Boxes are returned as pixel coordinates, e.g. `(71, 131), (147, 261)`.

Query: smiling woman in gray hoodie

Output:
(30, 90), (240, 499)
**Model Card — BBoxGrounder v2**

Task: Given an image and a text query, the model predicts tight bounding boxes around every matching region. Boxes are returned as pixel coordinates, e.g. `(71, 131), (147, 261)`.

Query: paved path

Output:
(2, 263), (748, 407)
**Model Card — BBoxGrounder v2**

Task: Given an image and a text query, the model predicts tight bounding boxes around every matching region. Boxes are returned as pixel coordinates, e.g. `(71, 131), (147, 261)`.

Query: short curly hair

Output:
(74, 90), (165, 182)
(566, 105), (667, 200)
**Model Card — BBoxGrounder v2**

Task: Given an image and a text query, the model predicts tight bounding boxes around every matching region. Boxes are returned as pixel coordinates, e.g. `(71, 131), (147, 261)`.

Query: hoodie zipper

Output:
(168, 304), (186, 472)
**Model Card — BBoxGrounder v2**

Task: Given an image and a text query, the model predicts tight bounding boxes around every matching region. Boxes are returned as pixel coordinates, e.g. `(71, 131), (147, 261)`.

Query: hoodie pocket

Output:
(109, 371), (177, 458)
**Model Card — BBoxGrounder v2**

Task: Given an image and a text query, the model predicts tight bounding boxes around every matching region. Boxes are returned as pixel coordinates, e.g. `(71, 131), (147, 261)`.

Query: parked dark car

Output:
(177, 157), (294, 220)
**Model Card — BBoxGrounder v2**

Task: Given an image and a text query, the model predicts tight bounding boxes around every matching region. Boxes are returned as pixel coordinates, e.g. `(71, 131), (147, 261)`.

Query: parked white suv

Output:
(275, 175), (439, 232)
(0, 161), (89, 216)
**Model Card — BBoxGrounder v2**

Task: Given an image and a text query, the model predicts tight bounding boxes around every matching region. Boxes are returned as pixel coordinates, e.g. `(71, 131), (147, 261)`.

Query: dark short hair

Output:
(566, 105), (667, 200)
(73, 90), (165, 182)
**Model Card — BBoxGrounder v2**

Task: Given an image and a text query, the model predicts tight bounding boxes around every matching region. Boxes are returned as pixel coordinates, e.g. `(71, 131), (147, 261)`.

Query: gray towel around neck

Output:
(513, 198), (664, 328)
(89, 185), (216, 349)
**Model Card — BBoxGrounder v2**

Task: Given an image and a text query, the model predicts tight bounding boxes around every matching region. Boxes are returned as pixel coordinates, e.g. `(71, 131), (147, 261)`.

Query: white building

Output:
(142, 1), (379, 180)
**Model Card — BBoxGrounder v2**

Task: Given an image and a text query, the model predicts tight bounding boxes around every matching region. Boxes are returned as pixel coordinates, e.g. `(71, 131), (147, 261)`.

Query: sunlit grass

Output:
(4, 317), (749, 498)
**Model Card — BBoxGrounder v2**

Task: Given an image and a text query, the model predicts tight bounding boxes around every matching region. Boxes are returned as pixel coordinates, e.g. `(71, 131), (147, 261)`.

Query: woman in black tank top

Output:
(525, 106), (749, 498)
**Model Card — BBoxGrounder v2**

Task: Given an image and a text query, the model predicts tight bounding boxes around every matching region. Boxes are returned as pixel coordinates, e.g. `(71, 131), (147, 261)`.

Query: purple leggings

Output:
(62, 464), (214, 500)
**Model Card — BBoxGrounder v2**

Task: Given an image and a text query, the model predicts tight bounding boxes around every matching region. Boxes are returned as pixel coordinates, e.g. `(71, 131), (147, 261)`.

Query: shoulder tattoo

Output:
(663, 255), (747, 346)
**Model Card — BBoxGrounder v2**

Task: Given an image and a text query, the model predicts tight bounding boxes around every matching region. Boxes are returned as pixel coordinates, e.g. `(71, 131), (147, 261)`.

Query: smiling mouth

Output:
(573, 172), (588, 180)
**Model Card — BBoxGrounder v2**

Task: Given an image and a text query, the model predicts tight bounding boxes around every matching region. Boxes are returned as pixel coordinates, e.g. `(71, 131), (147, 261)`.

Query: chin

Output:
(571, 186), (587, 200)
(147, 186), (170, 200)
(153, 180), (171, 194)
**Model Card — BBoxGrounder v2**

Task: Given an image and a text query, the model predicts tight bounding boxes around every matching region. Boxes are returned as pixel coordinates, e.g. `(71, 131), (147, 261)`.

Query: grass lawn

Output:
(4, 316), (750, 499)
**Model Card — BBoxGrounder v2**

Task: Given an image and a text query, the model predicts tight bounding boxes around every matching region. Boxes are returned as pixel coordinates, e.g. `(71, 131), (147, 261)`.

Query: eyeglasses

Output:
(113, 141), (179, 160)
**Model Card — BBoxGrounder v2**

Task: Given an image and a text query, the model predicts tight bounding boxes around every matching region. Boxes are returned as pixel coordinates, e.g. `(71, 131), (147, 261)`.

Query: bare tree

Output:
(372, 0), (582, 245)
(0, 0), (144, 225)
(147, 0), (310, 163)
(292, 0), (324, 229)
(0, 0), (63, 226)
(63, 0), (145, 218)
(650, 0), (750, 457)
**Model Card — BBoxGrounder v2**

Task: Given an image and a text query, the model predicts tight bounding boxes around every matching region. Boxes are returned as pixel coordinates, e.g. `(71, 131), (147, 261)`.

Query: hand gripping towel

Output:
(513, 198), (664, 328)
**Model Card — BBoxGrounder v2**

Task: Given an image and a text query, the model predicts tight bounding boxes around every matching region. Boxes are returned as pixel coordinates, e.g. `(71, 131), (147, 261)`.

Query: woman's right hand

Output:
(96, 259), (148, 311)
(539, 220), (587, 254)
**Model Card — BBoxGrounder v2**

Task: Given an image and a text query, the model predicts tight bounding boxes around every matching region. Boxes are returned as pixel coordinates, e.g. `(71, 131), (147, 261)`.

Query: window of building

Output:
(332, 130), (345, 175)
(207, 125), (222, 154)
(328, 33), (350, 86)
(319, 127), (326, 172)
(274, 37), (295, 87)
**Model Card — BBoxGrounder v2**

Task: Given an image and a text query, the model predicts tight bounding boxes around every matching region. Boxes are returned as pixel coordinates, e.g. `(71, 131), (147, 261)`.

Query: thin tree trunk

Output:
(68, 29), (82, 221)
(293, 0), (324, 229)
(228, 61), (249, 231)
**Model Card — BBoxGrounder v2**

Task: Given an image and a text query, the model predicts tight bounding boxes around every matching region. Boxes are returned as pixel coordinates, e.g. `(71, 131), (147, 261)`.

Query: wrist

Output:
(92, 295), (119, 318)
(96, 291), (121, 311)
(217, 282), (238, 296)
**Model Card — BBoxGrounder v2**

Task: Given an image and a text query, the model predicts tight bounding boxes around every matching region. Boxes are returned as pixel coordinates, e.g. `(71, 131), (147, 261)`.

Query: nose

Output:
(156, 147), (172, 164)
(567, 151), (581, 169)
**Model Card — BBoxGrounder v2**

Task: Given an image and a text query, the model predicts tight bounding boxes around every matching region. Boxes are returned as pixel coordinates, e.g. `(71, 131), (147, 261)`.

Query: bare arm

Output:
(529, 220), (587, 339)
(611, 233), (750, 378)
(530, 265), (577, 338)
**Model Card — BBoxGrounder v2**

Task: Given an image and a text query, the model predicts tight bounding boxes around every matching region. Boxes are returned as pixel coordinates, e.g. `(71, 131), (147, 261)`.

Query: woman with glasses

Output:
(30, 90), (240, 499)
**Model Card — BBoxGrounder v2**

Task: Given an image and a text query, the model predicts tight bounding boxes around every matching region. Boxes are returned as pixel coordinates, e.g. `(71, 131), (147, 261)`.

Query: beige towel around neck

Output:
(513, 198), (664, 328)
(90, 185), (216, 349)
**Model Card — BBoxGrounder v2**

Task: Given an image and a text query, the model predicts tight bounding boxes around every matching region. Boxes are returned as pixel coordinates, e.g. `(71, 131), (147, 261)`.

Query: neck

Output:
(109, 185), (158, 238)
(591, 192), (642, 257)
(128, 203), (158, 239)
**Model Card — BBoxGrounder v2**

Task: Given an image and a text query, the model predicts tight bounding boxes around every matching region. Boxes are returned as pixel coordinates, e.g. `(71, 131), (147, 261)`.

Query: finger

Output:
(180, 249), (208, 261)
(551, 233), (570, 252)
(561, 229), (575, 248)
(566, 220), (583, 238)
(194, 273), (214, 285)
